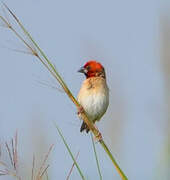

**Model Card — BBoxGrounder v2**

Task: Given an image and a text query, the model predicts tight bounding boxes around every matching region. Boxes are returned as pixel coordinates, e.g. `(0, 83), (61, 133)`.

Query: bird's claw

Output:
(77, 106), (84, 115)
(93, 124), (103, 142)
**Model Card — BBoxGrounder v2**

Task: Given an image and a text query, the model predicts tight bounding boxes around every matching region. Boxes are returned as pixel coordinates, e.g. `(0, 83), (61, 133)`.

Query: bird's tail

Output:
(80, 122), (90, 133)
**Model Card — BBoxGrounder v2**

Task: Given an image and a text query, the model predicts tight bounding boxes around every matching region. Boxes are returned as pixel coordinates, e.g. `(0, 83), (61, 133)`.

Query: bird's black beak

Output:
(78, 66), (86, 73)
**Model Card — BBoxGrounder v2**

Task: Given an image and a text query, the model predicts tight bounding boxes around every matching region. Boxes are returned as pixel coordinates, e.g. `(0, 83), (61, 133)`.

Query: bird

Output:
(77, 60), (109, 133)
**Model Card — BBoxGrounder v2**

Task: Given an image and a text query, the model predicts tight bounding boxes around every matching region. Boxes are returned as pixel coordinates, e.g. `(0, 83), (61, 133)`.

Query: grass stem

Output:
(90, 133), (102, 180)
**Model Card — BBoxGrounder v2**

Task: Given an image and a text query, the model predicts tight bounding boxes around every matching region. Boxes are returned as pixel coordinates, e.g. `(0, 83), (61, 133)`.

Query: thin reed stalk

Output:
(90, 133), (102, 180)
(55, 123), (86, 180)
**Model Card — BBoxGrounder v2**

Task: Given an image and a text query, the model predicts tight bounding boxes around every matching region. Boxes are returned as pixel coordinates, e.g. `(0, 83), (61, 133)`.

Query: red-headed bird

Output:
(77, 60), (109, 133)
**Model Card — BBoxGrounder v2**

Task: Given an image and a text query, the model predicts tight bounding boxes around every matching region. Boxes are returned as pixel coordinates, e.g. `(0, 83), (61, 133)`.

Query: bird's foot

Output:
(77, 105), (84, 115)
(93, 124), (103, 142)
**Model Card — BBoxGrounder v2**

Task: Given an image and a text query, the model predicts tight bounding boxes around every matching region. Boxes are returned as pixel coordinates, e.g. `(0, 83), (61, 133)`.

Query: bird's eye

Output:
(86, 66), (90, 70)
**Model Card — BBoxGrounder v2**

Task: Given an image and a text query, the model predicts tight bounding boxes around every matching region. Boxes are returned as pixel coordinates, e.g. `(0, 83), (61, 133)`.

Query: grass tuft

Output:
(0, 132), (52, 180)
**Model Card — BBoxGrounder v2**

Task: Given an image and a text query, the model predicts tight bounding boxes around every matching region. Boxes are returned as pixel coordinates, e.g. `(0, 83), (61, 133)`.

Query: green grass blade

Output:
(100, 140), (128, 180)
(90, 133), (102, 180)
(54, 123), (86, 180)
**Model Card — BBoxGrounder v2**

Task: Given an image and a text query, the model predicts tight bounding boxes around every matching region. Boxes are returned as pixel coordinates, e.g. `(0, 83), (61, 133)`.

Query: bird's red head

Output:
(78, 60), (105, 78)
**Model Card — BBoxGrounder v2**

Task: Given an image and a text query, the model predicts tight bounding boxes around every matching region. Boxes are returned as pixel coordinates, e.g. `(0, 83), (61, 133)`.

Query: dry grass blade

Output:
(0, 9), (9, 28)
(5, 142), (13, 167)
(40, 164), (50, 178)
(31, 155), (35, 180)
(11, 139), (15, 168)
(14, 132), (18, 171)
(66, 151), (80, 180)
(35, 79), (64, 93)
(36, 144), (54, 179)
(0, 13), (35, 55)
(10, 132), (18, 172)
(1, 46), (34, 55)
(0, 133), (21, 180)
(1, 5), (10, 25)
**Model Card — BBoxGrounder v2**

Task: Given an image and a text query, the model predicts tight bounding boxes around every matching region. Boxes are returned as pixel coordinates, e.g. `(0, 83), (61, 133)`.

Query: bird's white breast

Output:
(77, 77), (109, 122)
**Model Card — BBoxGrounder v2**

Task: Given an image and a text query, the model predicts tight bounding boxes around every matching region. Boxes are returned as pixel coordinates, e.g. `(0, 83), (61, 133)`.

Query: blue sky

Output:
(0, 0), (169, 179)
